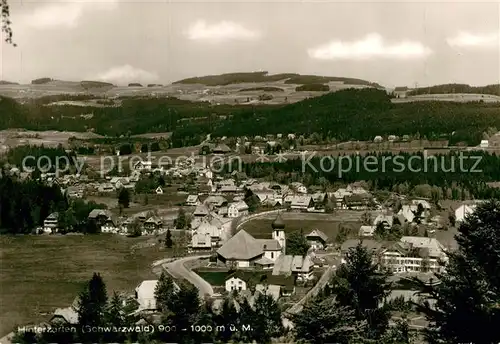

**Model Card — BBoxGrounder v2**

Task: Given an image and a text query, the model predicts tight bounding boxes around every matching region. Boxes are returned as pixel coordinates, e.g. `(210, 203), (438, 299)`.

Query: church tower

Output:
(272, 213), (286, 254)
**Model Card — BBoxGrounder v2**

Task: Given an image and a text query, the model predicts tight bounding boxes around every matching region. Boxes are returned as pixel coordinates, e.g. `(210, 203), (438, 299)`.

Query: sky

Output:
(0, 0), (499, 88)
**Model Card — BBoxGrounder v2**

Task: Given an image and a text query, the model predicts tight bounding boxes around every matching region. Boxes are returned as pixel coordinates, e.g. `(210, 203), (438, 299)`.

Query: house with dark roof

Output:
(305, 229), (328, 250)
(212, 144), (231, 154)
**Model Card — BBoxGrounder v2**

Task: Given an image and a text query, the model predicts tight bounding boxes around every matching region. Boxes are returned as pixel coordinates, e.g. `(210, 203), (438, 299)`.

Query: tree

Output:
(335, 224), (351, 244)
(166, 283), (203, 343)
(174, 208), (187, 229)
(250, 292), (284, 343)
(214, 296), (238, 342)
(117, 188), (130, 208)
(1, 0), (15, 45)
(104, 292), (126, 342)
(292, 295), (365, 344)
(155, 271), (176, 312)
(127, 218), (142, 237)
(286, 229), (310, 256)
(165, 229), (173, 248)
(331, 243), (392, 340)
(414, 200), (500, 344)
(77, 273), (108, 341)
(361, 211), (372, 225)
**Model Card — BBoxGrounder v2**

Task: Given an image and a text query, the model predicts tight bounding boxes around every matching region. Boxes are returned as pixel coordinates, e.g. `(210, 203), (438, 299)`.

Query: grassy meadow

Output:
(0, 234), (168, 336)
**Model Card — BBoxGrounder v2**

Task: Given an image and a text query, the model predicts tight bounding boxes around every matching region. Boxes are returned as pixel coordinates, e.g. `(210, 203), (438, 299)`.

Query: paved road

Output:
(286, 263), (337, 316)
(162, 255), (214, 298)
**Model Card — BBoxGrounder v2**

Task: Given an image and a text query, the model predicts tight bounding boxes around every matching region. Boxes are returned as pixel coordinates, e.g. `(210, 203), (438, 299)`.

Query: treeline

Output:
(227, 151), (500, 200)
(3, 88), (500, 147)
(0, 174), (107, 234)
(408, 83), (500, 96)
(6, 145), (76, 170)
(295, 83), (329, 92)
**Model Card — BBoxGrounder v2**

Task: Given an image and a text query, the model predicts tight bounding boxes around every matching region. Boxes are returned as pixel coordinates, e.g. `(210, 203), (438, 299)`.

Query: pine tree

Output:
(250, 292), (284, 343)
(414, 200), (500, 344)
(331, 242), (392, 340)
(292, 295), (365, 344)
(118, 188), (130, 208)
(165, 229), (173, 248)
(214, 296), (238, 342)
(154, 271), (176, 312)
(104, 292), (125, 342)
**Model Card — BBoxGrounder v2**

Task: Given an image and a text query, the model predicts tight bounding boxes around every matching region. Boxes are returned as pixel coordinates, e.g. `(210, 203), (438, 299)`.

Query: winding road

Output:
(157, 255), (214, 298)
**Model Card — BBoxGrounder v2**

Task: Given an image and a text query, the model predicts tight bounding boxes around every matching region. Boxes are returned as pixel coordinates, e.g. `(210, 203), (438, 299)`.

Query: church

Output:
(216, 214), (286, 269)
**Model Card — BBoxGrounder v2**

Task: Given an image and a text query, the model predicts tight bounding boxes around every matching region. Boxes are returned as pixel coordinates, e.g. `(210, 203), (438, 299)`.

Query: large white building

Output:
(341, 236), (448, 274)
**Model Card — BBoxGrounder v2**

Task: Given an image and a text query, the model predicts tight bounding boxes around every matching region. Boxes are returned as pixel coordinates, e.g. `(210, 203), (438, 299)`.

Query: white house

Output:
(455, 204), (477, 223)
(225, 272), (251, 292)
(134, 161), (152, 171)
(186, 195), (200, 206)
(227, 201), (249, 218)
(480, 140), (489, 148)
(155, 186), (163, 194)
(135, 280), (158, 310)
(359, 225), (376, 237)
(44, 212), (59, 233)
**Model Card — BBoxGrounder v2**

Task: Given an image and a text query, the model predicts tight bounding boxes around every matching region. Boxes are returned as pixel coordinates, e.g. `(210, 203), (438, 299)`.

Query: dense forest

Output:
(295, 83), (329, 91)
(226, 151), (500, 200)
(173, 71), (382, 87)
(408, 83), (500, 96)
(1, 88), (500, 147)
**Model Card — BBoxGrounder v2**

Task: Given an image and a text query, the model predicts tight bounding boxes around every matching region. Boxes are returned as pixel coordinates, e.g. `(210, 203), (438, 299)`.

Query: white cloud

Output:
(19, 0), (118, 29)
(447, 31), (499, 49)
(186, 20), (260, 42)
(92, 65), (159, 85)
(308, 33), (432, 60)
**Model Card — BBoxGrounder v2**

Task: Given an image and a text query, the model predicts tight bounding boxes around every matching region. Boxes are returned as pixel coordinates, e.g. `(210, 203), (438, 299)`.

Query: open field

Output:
(240, 211), (363, 243)
(392, 93), (500, 103)
(0, 129), (104, 154)
(0, 234), (169, 336)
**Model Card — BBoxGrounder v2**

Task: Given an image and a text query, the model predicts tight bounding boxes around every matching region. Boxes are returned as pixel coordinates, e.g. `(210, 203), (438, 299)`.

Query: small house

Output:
(227, 201), (249, 218)
(144, 216), (163, 231)
(43, 212), (59, 233)
(186, 194), (201, 206)
(155, 186), (163, 194)
(305, 229), (328, 250)
(135, 280), (158, 310)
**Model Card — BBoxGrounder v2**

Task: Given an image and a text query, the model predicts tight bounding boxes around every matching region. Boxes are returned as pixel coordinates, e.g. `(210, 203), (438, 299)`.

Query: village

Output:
(1, 141), (480, 335)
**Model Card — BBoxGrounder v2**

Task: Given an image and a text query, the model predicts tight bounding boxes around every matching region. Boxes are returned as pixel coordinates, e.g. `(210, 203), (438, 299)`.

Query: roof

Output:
(145, 216), (162, 225)
(272, 255), (313, 275)
(204, 195), (227, 206)
(394, 86), (409, 92)
(359, 225), (376, 236)
(229, 201), (249, 211)
(217, 230), (263, 260)
(257, 239), (281, 251)
(400, 236), (445, 258)
(341, 239), (383, 253)
(186, 195), (199, 203)
(135, 280), (158, 299)
(306, 229), (328, 243)
(193, 204), (210, 216)
(88, 209), (112, 219)
(46, 212), (59, 220)
(255, 284), (280, 301)
(272, 213), (285, 229)
(254, 256), (275, 265)
(265, 274), (295, 288)
(197, 220), (220, 237)
(290, 196), (313, 206)
(51, 307), (78, 325)
(213, 144), (231, 152)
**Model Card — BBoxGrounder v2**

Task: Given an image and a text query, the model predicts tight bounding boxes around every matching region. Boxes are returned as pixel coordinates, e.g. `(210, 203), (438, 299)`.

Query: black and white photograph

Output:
(0, 0), (499, 343)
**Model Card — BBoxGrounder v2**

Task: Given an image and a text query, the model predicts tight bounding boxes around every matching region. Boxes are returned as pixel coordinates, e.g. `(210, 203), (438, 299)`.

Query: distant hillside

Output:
(80, 81), (114, 89)
(173, 71), (382, 88)
(295, 84), (329, 92)
(128, 83), (143, 87)
(408, 84), (500, 96)
(0, 80), (19, 85)
(31, 78), (53, 85)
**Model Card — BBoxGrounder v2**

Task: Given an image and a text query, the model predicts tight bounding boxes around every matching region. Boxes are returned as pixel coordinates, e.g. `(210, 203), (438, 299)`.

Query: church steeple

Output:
(272, 213), (286, 254)
(272, 213), (285, 230)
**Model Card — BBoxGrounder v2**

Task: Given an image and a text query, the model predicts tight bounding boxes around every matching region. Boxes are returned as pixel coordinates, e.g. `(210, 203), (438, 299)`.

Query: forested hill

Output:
(1, 88), (500, 147)
(408, 83), (500, 96)
(173, 88), (500, 145)
(173, 71), (383, 88)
